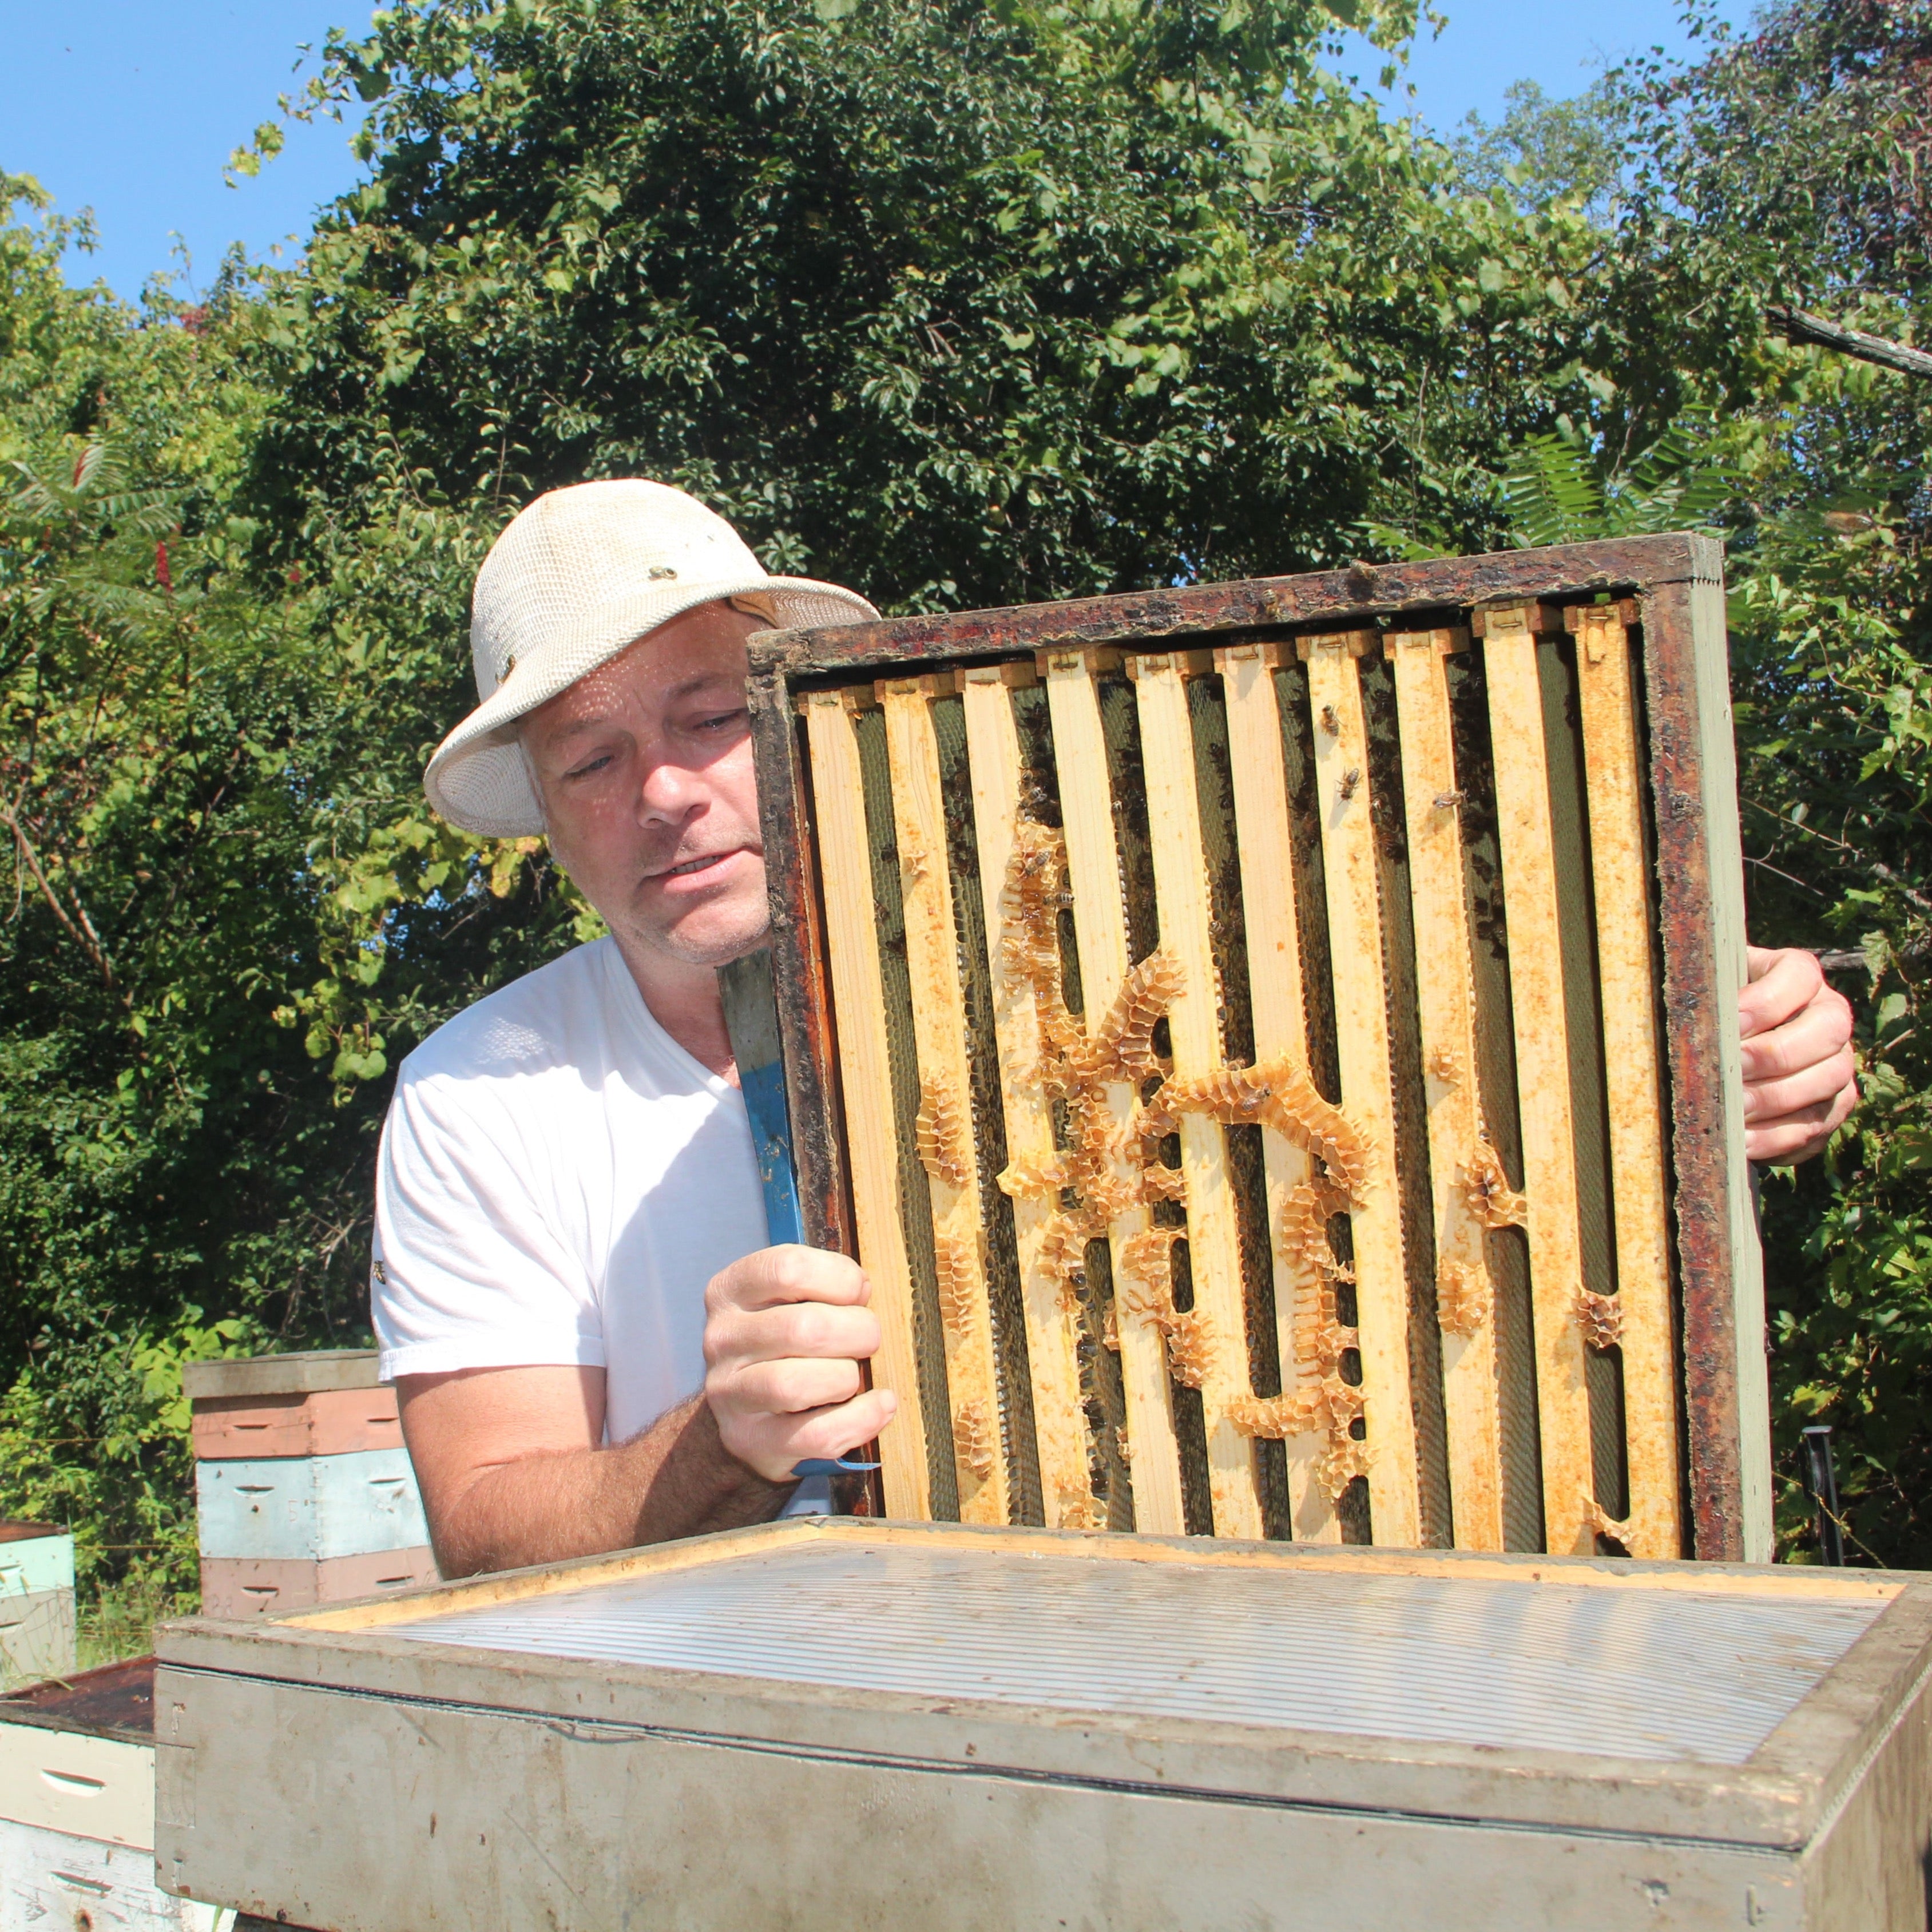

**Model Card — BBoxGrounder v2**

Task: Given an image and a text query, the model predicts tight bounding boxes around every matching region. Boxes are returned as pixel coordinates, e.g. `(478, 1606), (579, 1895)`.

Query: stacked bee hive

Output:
(187, 1351), (437, 1618)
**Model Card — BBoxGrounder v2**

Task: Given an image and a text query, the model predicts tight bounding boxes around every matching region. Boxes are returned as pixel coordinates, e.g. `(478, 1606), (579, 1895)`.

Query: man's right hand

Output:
(703, 1245), (896, 1482)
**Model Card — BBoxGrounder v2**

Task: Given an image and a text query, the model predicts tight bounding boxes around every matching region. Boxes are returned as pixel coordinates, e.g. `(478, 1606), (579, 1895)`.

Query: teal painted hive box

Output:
(0, 1522), (75, 1691)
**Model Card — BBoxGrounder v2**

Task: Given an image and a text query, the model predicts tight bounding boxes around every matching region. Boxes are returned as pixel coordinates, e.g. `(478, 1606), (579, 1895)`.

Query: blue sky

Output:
(4, 1), (1754, 302)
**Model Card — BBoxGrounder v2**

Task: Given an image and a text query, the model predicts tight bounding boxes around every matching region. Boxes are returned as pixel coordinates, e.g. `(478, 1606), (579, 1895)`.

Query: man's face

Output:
(520, 600), (769, 973)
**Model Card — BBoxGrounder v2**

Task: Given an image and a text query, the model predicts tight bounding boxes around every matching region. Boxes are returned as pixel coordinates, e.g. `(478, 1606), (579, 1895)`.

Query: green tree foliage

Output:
(1451, 78), (1627, 221)
(1446, 3), (1932, 1564)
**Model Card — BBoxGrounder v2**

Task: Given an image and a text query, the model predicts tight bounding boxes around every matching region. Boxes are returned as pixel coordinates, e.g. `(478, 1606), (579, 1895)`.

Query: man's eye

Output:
(564, 753), (613, 781)
(696, 709), (749, 734)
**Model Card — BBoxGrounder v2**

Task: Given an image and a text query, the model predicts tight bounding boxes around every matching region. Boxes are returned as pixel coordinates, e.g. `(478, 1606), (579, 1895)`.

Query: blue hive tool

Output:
(717, 950), (877, 1484)
(716, 946), (803, 1247)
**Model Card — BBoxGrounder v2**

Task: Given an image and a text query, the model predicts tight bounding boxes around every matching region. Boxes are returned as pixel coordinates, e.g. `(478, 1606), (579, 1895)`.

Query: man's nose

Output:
(634, 753), (705, 824)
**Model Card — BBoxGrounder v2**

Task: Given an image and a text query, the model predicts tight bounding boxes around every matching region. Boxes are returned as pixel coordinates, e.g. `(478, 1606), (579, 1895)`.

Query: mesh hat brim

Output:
(424, 574), (877, 837)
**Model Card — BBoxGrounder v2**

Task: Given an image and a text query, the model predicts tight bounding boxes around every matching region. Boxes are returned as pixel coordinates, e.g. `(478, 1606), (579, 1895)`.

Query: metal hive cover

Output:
(388, 1543), (1880, 1767)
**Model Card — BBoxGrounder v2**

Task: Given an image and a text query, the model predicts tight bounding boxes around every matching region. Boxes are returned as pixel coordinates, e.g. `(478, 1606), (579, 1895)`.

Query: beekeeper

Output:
(372, 479), (1858, 1577)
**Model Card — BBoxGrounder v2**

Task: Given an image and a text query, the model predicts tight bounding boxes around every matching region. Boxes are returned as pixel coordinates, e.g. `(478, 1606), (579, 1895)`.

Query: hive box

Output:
(0, 1523), (76, 1692)
(154, 1518), (1931, 1931)
(0, 1658), (228, 1931)
(184, 1351), (437, 1620)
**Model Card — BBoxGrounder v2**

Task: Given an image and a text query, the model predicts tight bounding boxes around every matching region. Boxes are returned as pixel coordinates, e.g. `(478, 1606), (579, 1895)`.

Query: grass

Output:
(75, 1569), (196, 1672)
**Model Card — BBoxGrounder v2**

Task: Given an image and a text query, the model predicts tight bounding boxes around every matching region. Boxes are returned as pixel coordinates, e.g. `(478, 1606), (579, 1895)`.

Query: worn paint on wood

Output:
(0, 1720), (157, 1848)
(1569, 602), (1684, 1560)
(0, 1532), (73, 1600)
(1, 1815), (231, 1930)
(193, 1451), (429, 1565)
(190, 1388), (402, 1462)
(198, 1548), (440, 1622)
(0, 1591), (76, 1693)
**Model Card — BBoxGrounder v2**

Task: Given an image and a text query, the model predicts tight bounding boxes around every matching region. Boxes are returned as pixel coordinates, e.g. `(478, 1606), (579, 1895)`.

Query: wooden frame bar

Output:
(1039, 648), (1188, 1536)
(1126, 650), (1267, 1541)
(801, 692), (931, 1518)
(877, 677), (1010, 1524)
(1568, 601), (1684, 1560)
(1295, 630), (1421, 1549)
(1214, 642), (1335, 1540)
(1384, 626), (1507, 1551)
(1475, 602), (1598, 1555)
(959, 665), (1094, 1530)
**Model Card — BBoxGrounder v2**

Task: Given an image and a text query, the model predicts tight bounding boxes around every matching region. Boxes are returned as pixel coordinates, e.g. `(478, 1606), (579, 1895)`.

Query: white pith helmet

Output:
(424, 479), (878, 836)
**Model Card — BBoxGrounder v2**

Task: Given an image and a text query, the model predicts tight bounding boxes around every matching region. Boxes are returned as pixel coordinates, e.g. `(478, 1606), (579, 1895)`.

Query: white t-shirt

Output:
(372, 935), (771, 1448)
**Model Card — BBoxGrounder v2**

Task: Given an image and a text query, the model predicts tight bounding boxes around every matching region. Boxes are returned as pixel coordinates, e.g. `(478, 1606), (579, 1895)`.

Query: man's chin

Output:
(637, 902), (773, 970)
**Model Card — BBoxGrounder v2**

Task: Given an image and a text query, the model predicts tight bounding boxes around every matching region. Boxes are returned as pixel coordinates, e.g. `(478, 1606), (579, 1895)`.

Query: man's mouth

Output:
(658, 851), (731, 879)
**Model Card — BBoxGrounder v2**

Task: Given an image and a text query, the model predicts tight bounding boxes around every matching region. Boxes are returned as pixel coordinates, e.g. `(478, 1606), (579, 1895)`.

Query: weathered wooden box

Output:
(745, 534), (1767, 1561)
(0, 1523), (76, 1692)
(153, 1519), (1931, 1930)
(184, 1352), (437, 1620)
(1, 1659), (227, 1931)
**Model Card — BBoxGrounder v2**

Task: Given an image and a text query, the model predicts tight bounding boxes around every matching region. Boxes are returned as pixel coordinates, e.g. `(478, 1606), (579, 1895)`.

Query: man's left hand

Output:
(1740, 946), (1858, 1164)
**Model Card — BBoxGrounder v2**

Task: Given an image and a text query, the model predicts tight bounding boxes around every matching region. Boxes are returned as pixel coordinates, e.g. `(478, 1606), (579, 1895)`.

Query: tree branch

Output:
(1767, 304), (1932, 380)
(1, 802), (118, 989)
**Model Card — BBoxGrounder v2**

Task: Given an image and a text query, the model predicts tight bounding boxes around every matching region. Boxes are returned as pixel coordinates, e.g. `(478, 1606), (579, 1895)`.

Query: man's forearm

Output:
(426, 1395), (794, 1578)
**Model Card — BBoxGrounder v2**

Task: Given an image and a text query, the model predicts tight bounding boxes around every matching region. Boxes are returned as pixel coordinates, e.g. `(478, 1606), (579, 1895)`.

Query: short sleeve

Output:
(372, 1061), (604, 1382)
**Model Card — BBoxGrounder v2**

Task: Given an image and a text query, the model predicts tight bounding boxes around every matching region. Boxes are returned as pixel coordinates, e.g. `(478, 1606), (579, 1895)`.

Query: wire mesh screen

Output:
(790, 600), (1685, 1557)
(387, 1541), (1881, 1766)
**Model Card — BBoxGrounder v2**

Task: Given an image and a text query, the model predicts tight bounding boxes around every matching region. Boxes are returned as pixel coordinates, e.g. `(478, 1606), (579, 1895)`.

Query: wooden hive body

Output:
(747, 535), (1768, 1561)
(152, 1521), (1932, 1931)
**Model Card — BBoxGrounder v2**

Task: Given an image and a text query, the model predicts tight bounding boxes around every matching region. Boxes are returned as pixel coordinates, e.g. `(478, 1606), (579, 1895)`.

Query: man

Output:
(374, 479), (1859, 1579)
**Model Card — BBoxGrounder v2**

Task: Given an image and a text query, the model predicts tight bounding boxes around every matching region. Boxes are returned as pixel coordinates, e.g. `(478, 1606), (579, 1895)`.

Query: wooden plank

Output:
(1296, 631), (1422, 1548)
(745, 534), (1714, 681)
(1040, 649), (1188, 1537)
(878, 677), (1011, 1526)
(0, 1589), (75, 1692)
(959, 666), (1094, 1531)
(1476, 604), (1598, 1556)
(1212, 643), (1335, 1541)
(1126, 651), (1266, 1542)
(1569, 603), (1684, 1560)
(0, 1723), (154, 1848)
(802, 693), (933, 1521)
(191, 1387), (403, 1461)
(199, 1548), (440, 1621)
(193, 1450), (429, 1564)
(1685, 567), (1773, 1561)
(0, 1531), (74, 1598)
(1385, 628), (1507, 1552)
